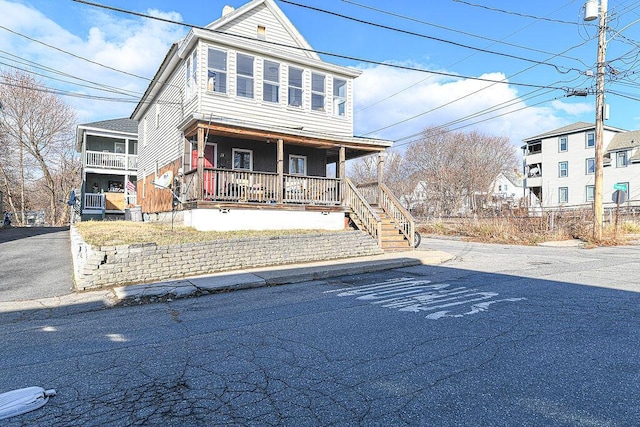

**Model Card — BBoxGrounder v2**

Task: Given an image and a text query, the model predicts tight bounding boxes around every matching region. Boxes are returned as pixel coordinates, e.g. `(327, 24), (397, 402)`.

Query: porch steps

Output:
(348, 206), (412, 252)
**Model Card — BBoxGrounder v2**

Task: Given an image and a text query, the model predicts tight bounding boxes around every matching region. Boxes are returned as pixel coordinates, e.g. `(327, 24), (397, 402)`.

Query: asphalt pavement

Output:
(0, 226), (454, 313)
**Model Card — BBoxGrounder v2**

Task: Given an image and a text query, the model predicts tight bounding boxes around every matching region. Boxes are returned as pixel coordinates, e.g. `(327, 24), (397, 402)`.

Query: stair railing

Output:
(379, 183), (415, 248)
(345, 178), (382, 246)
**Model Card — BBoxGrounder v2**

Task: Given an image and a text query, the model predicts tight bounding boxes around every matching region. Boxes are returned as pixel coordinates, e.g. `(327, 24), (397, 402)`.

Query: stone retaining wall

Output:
(71, 227), (382, 291)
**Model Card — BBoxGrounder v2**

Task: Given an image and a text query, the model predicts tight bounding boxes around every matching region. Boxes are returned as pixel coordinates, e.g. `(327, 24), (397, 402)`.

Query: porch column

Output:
(339, 146), (346, 204)
(277, 138), (284, 203)
(377, 152), (385, 203)
(197, 127), (205, 200)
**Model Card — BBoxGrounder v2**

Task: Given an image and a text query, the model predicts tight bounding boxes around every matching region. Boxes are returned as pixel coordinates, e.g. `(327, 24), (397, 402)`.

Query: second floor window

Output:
(617, 151), (628, 167)
(559, 136), (568, 152)
(208, 48), (227, 93)
(311, 73), (325, 112)
(236, 53), (254, 99)
(288, 67), (303, 107)
(586, 158), (595, 174)
(586, 132), (595, 148)
(559, 161), (568, 177)
(263, 60), (279, 103)
(559, 187), (568, 204)
(333, 78), (346, 116)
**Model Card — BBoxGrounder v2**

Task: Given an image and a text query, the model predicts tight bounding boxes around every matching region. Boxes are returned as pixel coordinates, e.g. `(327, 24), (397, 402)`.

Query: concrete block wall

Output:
(70, 227), (383, 291)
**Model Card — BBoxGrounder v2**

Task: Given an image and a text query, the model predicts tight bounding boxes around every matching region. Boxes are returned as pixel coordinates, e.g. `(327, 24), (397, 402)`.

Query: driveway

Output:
(0, 227), (73, 302)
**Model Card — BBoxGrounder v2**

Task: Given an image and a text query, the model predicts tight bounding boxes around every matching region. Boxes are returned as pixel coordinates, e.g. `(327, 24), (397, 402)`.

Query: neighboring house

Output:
(401, 173), (526, 216)
(521, 121), (640, 211)
(75, 118), (139, 220)
(129, 0), (414, 249)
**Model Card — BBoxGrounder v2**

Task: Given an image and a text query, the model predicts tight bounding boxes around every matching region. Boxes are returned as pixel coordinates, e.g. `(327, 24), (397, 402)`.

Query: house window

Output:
(288, 67), (303, 107)
(559, 187), (568, 204)
(207, 48), (227, 93)
(559, 136), (568, 152)
(586, 132), (595, 148)
(257, 25), (266, 40)
(192, 50), (198, 86)
(311, 73), (325, 112)
(333, 78), (346, 116)
(232, 148), (252, 171)
(558, 161), (568, 177)
(586, 158), (595, 174)
(289, 155), (307, 175)
(586, 185), (595, 202)
(236, 53), (254, 99)
(263, 60), (279, 103)
(115, 142), (124, 154)
(616, 151), (628, 167)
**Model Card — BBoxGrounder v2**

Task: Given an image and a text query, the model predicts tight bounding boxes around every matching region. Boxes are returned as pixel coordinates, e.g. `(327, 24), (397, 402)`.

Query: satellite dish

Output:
(153, 171), (173, 188)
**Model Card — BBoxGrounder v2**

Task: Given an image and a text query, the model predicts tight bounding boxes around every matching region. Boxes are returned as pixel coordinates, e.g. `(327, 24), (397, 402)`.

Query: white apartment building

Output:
(522, 121), (640, 210)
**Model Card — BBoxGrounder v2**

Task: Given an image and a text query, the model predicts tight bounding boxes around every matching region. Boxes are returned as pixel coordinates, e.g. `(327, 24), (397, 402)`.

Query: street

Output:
(2, 238), (639, 426)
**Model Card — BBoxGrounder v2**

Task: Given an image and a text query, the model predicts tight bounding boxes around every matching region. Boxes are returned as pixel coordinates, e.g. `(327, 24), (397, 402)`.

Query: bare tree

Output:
(0, 70), (78, 225)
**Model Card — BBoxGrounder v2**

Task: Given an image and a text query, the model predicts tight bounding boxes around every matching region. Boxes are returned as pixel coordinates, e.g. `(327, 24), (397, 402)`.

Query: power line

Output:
(451, 0), (586, 26)
(71, 0), (566, 91)
(280, 0), (578, 73)
(342, 0), (588, 66)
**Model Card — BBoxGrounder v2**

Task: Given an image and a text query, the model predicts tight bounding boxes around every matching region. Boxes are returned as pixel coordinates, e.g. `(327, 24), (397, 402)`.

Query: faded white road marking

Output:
(332, 278), (525, 319)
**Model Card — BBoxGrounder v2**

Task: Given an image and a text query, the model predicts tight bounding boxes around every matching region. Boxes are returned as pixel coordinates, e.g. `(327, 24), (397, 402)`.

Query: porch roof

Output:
(178, 113), (393, 160)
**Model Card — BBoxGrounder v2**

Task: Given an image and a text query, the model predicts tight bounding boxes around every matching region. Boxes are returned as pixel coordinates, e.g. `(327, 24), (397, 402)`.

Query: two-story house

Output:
(130, 0), (415, 249)
(75, 118), (138, 220)
(521, 121), (640, 210)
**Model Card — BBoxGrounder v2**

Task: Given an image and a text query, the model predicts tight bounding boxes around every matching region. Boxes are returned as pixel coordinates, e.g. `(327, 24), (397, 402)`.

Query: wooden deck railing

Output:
(85, 150), (137, 170)
(379, 183), (415, 247)
(345, 178), (381, 246)
(183, 169), (341, 206)
(84, 193), (105, 210)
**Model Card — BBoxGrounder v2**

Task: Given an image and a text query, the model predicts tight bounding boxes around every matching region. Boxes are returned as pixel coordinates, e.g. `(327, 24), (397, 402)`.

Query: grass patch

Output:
(418, 215), (636, 247)
(75, 221), (341, 247)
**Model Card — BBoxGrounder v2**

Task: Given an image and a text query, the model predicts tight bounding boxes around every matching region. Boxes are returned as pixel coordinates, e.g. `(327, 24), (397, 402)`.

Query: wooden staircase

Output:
(373, 206), (413, 251)
(344, 178), (416, 252)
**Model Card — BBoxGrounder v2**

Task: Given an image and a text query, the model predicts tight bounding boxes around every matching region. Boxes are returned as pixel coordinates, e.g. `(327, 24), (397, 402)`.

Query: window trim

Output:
(289, 154), (307, 175)
(585, 157), (595, 175)
(207, 47), (228, 94)
(311, 72), (326, 112)
(586, 131), (595, 148)
(586, 185), (595, 202)
(559, 136), (568, 152)
(288, 66), (303, 108)
(236, 53), (254, 99)
(333, 78), (346, 116)
(263, 60), (280, 104)
(232, 148), (253, 171)
(558, 161), (568, 177)
(616, 151), (628, 168)
(559, 187), (568, 204)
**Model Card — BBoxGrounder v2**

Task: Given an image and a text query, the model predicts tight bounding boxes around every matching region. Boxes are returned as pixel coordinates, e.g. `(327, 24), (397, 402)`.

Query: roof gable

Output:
(206, 0), (318, 60)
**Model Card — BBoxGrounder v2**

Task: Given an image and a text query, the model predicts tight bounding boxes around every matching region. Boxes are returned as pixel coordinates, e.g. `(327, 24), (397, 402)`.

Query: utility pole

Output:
(591, 0), (608, 240)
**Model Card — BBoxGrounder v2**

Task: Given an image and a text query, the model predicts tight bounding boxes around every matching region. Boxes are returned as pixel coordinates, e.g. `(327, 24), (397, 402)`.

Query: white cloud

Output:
(353, 63), (578, 149)
(0, 1), (186, 123)
(550, 99), (592, 115)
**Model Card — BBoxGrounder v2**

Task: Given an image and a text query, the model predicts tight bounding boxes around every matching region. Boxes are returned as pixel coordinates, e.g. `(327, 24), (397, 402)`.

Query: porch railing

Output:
(85, 150), (137, 170)
(379, 183), (415, 247)
(84, 193), (105, 210)
(345, 178), (381, 246)
(184, 169), (341, 206)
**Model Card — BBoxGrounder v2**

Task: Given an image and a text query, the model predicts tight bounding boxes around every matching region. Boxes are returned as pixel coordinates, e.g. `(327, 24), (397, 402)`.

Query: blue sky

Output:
(2, 0), (640, 150)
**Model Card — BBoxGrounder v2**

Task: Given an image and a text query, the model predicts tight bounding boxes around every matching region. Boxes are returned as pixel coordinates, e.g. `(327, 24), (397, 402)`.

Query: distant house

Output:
(521, 121), (640, 211)
(128, 0), (414, 249)
(75, 118), (138, 220)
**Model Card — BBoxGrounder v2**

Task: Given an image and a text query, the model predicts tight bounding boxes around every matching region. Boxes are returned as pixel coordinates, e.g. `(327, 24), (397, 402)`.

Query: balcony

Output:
(85, 150), (138, 170)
